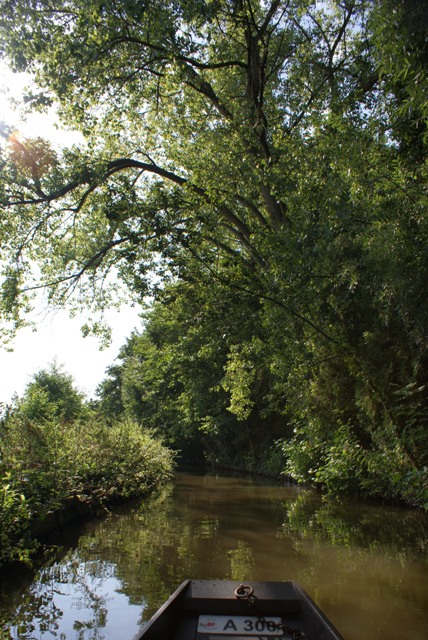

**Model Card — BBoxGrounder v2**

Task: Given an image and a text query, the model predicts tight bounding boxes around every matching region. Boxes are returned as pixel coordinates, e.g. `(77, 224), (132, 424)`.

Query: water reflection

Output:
(0, 472), (427, 640)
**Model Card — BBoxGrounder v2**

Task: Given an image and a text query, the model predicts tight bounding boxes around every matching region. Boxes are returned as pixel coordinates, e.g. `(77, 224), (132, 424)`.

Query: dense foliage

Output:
(0, 365), (175, 567)
(96, 282), (287, 472)
(0, 1), (427, 506)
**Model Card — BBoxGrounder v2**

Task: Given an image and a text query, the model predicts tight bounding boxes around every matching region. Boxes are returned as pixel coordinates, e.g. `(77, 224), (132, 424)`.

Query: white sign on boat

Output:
(197, 615), (283, 635)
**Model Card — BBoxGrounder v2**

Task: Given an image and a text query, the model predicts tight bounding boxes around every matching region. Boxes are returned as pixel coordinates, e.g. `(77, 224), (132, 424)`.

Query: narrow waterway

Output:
(0, 471), (427, 640)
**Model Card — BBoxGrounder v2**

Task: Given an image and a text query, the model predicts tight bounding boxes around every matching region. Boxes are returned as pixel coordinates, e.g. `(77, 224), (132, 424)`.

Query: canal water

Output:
(0, 471), (427, 640)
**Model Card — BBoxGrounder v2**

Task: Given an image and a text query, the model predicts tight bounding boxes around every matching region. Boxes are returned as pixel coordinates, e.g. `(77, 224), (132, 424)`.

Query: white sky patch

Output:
(0, 61), (85, 146)
(1, 306), (143, 404)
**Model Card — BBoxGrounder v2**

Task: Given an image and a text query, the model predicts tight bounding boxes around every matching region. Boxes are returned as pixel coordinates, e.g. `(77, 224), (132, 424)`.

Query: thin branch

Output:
(235, 194), (270, 228)
(101, 34), (247, 71)
(187, 243), (343, 347)
(5, 155), (255, 251)
(20, 237), (130, 294)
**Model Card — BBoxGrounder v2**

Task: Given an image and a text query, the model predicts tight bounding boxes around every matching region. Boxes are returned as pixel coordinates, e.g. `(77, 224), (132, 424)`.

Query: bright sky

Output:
(1, 308), (143, 403)
(0, 64), (144, 404)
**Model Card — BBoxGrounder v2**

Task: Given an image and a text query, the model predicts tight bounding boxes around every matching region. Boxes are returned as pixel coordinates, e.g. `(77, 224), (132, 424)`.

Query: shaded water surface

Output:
(0, 472), (427, 639)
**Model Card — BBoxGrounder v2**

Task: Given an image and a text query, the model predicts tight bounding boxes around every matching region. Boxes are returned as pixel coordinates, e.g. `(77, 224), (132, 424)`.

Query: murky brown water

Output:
(0, 471), (427, 639)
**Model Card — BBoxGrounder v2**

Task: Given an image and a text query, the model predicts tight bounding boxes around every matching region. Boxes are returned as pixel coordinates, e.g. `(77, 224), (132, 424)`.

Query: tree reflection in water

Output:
(2, 557), (139, 639)
(0, 473), (427, 640)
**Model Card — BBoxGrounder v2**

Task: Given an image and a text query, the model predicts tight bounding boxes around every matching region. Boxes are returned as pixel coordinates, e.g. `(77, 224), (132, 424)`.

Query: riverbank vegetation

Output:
(0, 365), (175, 568)
(95, 275), (428, 508)
(0, 1), (427, 511)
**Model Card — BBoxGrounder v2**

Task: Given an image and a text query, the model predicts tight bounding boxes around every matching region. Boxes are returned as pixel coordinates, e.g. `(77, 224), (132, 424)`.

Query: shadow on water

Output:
(0, 471), (427, 640)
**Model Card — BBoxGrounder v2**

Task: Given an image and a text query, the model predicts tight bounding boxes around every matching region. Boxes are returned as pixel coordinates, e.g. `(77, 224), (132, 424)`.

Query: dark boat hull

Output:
(133, 580), (344, 639)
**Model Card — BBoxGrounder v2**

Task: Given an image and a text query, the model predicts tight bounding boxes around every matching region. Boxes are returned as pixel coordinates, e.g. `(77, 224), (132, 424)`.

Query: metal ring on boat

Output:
(234, 584), (254, 599)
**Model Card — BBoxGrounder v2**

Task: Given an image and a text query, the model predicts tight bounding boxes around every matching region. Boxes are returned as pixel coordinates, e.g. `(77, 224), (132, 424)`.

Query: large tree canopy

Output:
(0, 0), (408, 325)
(0, 0), (427, 504)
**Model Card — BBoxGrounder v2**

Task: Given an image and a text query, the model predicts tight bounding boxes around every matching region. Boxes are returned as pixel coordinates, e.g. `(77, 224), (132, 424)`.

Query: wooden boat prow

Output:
(133, 579), (344, 639)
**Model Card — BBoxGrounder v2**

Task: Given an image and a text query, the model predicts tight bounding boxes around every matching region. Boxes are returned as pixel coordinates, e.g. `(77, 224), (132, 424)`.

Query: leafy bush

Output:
(71, 418), (176, 499)
(0, 474), (33, 565)
(283, 420), (428, 509)
(312, 425), (366, 496)
(0, 407), (175, 568)
(1, 415), (175, 511)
